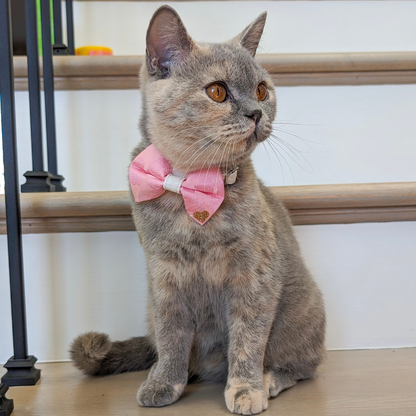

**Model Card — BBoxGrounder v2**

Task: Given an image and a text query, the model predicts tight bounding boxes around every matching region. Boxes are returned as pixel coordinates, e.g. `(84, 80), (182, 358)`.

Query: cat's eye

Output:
(256, 83), (268, 101)
(206, 83), (227, 103)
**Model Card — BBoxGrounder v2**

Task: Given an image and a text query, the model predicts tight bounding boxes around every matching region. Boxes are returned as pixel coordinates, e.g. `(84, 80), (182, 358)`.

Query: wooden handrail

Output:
(1, 182), (415, 234)
(13, 52), (416, 90)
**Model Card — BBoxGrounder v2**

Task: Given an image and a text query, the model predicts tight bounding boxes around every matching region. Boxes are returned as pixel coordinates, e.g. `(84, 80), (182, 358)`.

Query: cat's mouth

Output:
(246, 132), (257, 149)
(246, 124), (267, 147)
(245, 124), (258, 145)
(226, 124), (265, 157)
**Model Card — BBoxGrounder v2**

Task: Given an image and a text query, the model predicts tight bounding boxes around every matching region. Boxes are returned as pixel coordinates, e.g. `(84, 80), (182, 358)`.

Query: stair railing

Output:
(52, 0), (75, 55)
(0, 0), (75, 411)
(21, 0), (67, 192)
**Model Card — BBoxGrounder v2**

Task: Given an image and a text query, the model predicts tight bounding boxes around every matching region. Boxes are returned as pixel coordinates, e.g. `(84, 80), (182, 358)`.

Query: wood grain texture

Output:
(13, 52), (416, 90)
(0, 182), (415, 234)
(269, 182), (416, 209)
(74, 0), (411, 2)
(289, 206), (416, 225)
(1, 348), (415, 416)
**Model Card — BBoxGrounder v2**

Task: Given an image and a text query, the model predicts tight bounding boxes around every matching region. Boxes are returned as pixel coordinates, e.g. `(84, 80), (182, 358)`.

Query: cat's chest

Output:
(137, 187), (254, 245)
(135, 179), (269, 287)
(154, 228), (236, 286)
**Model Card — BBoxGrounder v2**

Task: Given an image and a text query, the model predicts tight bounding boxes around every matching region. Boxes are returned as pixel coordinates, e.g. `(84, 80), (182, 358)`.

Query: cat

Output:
(70, 6), (326, 415)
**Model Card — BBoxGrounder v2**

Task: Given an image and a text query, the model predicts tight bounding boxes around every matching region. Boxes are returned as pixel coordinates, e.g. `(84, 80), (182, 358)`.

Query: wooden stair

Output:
(1, 348), (415, 416)
(13, 52), (416, 90)
(1, 182), (415, 234)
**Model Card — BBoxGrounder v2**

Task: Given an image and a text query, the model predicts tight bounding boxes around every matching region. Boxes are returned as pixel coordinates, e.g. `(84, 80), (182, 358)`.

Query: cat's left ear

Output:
(232, 12), (267, 57)
(146, 6), (195, 77)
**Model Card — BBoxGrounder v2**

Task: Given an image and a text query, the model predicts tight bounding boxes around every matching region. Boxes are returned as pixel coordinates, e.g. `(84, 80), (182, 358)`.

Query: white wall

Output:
(69, 1), (416, 55)
(1, 2), (416, 363)
(1, 222), (416, 363)
(11, 84), (416, 191)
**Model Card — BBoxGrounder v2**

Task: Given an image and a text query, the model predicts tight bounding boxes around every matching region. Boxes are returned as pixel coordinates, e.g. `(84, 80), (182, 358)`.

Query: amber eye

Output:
(256, 83), (268, 101)
(206, 83), (227, 103)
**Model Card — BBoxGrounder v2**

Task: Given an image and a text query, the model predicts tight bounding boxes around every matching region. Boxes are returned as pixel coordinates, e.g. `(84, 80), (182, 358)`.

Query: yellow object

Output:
(75, 46), (113, 56)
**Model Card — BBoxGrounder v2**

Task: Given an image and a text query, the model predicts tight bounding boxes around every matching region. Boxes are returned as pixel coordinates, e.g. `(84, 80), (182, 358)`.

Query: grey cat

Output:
(70, 6), (326, 415)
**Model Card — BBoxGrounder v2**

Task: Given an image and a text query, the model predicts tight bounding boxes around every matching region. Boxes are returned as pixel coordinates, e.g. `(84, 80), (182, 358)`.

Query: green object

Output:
(36, 0), (55, 56)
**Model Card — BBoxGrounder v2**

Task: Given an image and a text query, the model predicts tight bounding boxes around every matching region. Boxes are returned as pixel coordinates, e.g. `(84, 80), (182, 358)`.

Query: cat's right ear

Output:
(232, 12), (267, 57)
(146, 6), (194, 77)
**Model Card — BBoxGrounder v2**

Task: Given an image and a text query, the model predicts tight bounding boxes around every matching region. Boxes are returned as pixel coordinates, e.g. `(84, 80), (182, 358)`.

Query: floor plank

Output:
(1, 348), (416, 416)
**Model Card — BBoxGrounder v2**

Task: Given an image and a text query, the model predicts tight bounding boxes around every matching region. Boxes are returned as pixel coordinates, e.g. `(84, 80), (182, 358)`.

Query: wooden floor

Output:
(2, 348), (416, 416)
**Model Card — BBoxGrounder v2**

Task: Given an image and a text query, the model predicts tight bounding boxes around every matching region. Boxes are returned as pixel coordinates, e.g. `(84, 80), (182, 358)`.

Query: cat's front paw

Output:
(137, 378), (185, 407)
(225, 382), (268, 415)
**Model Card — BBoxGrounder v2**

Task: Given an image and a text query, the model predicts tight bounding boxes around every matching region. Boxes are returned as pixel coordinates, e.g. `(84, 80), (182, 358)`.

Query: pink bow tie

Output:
(129, 144), (225, 225)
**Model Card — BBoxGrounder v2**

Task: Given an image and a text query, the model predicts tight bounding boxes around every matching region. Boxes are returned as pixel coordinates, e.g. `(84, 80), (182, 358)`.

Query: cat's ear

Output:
(146, 6), (195, 76)
(233, 12), (267, 57)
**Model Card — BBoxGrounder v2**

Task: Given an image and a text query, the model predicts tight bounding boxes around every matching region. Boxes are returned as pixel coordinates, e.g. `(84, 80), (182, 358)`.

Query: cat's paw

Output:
(225, 382), (268, 415)
(263, 370), (298, 398)
(137, 379), (185, 407)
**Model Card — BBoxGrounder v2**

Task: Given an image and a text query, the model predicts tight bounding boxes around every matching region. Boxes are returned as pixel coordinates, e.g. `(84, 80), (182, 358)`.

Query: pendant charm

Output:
(193, 211), (209, 223)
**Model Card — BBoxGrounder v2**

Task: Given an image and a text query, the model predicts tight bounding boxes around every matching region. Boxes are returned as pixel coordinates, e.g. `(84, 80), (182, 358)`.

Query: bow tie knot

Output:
(163, 170), (186, 194)
(129, 145), (225, 225)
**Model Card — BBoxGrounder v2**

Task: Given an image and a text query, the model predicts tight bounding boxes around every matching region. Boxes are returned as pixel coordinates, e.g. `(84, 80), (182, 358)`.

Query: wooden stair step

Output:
(1, 348), (415, 416)
(13, 52), (416, 90)
(1, 182), (415, 234)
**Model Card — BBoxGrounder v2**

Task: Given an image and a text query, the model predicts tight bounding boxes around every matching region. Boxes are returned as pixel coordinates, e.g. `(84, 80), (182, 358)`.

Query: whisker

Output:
(203, 140), (227, 192)
(231, 138), (236, 171)
(265, 140), (288, 184)
(269, 139), (318, 178)
(272, 140), (303, 184)
(269, 134), (316, 172)
(176, 133), (223, 171)
(190, 136), (225, 169)
(272, 126), (323, 147)
(218, 141), (231, 191)
(273, 121), (323, 127)
(174, 124), (241, 171)
(261, 141), (272, 166)
(168, 124), (223, 141)
(270, 135), (302, 160)
(270, 133), (315, 155)
(224, 140), (231, 189)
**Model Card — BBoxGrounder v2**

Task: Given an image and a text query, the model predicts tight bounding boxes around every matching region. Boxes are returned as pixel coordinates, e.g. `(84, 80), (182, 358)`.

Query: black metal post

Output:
(52, 0), (62, 44)
(11, 0), (26, 55)
(0, 0), (41, 386)
(40, 0), (66, 191)
(0, 384), (13, 416)
(21, 0), (55, 192)
(52, 0), (70, 55)
(65, 0), (75, 55)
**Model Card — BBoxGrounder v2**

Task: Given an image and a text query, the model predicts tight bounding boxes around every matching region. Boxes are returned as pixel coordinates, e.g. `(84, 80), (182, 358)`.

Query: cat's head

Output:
(140, 6), (276, 172)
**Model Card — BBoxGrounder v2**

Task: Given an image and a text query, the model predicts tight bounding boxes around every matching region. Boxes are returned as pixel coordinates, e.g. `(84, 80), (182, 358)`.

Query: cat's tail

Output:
(69, 332), (157, 376)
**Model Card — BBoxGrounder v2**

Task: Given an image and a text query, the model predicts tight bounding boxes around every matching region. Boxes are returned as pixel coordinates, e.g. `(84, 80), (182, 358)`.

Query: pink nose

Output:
(246, 109), (262, 124)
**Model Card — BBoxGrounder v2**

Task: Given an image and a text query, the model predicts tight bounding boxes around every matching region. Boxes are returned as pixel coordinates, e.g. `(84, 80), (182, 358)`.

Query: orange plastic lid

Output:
(76, 46), (113, 56)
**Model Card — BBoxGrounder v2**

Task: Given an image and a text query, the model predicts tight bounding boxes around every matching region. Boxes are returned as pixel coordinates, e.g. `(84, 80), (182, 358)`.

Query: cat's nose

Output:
(245, 109), (262, 124)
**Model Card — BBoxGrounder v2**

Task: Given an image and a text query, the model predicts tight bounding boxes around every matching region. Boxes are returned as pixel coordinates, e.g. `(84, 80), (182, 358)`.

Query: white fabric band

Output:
(163, 167), (237, 194)
(163, 171), (186, 194)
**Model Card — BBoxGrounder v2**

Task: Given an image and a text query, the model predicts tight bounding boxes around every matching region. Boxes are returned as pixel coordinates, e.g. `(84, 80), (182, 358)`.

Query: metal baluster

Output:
(52, 0), (62, 44)
(21, 0), (55, 192)
(53, 0), (70, 55)
(66, 0), (75, 54)
(0, 0), (41, 387)
(0, 383), (14, 416)
(40, 0), (66, 191)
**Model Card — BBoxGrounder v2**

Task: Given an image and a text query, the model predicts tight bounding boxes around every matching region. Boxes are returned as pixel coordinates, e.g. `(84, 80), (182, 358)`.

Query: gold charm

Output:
(193, 211), (209, 223)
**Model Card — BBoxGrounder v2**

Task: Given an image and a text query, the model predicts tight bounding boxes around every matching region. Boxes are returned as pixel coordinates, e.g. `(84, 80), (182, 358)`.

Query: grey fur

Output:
(70, 6), (326, 415)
